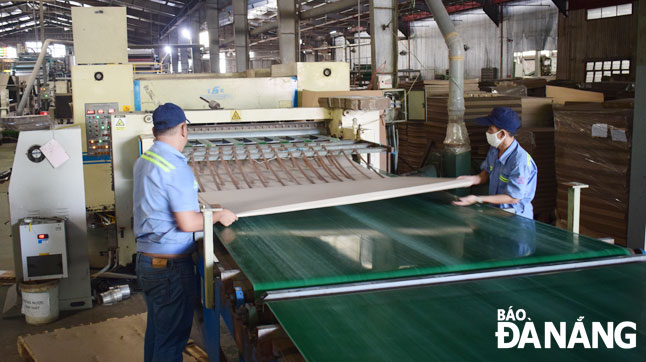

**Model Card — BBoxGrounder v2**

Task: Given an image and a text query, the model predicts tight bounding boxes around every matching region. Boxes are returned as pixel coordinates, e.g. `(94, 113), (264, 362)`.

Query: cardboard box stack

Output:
(424, 79), (480, 96)
(397, 95), (522, 174)
(553, 102), (633, 245)
(516, 128), (556, 222)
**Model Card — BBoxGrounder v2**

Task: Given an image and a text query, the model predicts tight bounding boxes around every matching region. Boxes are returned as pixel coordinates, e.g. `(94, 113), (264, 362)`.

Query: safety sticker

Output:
(115, 118), (126, 130)
(231, 110), (241, 121)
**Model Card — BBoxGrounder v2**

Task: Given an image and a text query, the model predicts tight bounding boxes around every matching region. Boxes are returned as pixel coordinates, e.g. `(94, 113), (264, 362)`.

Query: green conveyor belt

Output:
(268, 261), (646, 362)
(215, 193), (628, 295)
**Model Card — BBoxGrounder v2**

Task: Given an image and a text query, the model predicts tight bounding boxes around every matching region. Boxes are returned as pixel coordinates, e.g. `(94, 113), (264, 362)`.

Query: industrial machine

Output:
(63, 6), (643, 361)
(107, 89), (646, 361)
(9, 128), (92, 310)
(195, 194), (645, 361)
(19, 218), (68, 281)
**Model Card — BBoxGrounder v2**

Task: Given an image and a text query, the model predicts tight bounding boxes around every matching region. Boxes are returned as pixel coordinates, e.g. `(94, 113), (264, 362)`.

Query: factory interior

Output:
(0, 0), (645, 361)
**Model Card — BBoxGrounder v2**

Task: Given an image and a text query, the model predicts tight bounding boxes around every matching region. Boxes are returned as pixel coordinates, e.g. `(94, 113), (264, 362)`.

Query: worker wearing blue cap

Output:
(133, 103), (237, 362)
(453, 107), (537, 219)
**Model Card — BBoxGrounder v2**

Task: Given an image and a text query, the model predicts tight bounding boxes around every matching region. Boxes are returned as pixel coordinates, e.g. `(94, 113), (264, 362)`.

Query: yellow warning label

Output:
(122, 105), (131, 112)
(115, 118), (126, 130)
(231, 110), (241, 121)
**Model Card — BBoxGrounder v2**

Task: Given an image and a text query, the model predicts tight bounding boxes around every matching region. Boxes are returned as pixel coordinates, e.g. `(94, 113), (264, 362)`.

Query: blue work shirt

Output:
(480, 139), (537, 219)
(133, 140), (199, 254)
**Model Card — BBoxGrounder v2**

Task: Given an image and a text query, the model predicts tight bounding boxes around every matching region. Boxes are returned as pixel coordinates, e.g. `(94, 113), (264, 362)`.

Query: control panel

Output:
(85, 102), (118, 156)
(19, 218), (68, 281)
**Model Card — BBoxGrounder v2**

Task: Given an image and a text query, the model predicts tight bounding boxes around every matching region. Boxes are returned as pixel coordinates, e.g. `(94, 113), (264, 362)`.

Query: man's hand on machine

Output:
(214, 209), (238, 227)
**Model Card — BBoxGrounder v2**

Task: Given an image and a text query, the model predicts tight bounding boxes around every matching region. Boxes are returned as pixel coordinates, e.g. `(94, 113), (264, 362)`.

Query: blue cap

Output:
(475, 107), (521, 133)
(152, 103), (189, 130)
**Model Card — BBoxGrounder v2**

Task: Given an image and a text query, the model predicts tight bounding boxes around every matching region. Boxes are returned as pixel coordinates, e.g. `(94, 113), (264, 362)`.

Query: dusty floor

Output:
(0, 141), (239, 361)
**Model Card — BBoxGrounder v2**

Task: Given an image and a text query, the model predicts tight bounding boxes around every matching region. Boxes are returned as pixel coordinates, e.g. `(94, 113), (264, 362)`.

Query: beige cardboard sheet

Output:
(199, 177), (472, 218)
(18, 313), (198, 362)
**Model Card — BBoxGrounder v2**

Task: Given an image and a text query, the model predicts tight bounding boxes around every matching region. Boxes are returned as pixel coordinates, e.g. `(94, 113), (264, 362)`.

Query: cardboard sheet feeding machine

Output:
(111, 102), (392, 262)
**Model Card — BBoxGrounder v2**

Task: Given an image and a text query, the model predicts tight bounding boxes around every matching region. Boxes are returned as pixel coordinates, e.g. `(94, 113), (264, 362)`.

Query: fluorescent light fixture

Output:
(182, 28), (190, 39)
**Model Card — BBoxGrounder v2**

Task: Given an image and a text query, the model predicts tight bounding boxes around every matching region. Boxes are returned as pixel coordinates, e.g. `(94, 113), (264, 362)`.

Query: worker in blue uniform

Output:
(134, 103), (237, 362)
(453, 107), (538, 219)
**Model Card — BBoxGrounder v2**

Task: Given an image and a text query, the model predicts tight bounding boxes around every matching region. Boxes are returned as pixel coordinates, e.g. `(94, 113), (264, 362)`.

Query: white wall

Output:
(398, 0), (559, 79)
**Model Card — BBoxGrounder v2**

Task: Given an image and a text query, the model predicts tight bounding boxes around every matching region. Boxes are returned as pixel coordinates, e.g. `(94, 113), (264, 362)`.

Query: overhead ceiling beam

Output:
(476, 0), (501, 26)
(400, 0), (515, 22)
(78, 0), (179, 17)
(250, 0), (364, 37)
(551, 0), (567, 16)
(159, 0), (202, 39)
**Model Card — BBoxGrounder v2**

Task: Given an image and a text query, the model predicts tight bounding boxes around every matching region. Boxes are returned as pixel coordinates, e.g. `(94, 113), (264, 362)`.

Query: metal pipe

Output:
(91, 250), (113, 278)
(249, 21), (279, 36)
(17, 39), (73, 115)
(300, 0), (359, 20)
(424, 0), (469, 154)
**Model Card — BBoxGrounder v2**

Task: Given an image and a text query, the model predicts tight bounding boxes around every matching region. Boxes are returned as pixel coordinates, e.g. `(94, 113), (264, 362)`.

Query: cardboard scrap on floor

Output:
(17, 313), (203, 362)
(199, 176), (472, 218)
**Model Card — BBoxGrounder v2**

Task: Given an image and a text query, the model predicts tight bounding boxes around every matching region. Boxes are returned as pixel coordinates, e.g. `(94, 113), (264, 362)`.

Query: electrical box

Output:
(407, 89), (426, 121)
(376, 74), (393, 89)
(72, 7), (128, 64)
(19, 218), (68, 281)
(85, 102), (117, 156)
(71, 64), (133, 209)
(382, 89), (407, 124)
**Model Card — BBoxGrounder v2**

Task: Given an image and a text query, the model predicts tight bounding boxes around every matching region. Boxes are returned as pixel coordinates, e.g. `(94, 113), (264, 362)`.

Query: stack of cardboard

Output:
(480, 78), (548, 97)
(521, 97), (554, 127)
(396, 95), (522, 174)
(553, 102), (633, 245)
(516, 128), (556, 222)
(424, 79), (480, 96)
(426, 95), (522, 160)
(396, 121), (435, 174)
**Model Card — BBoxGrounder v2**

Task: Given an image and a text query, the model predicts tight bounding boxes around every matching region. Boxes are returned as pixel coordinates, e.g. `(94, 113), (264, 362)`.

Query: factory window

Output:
(585, 59), (630, 83)
(586, 3), (632, 20)
(24, 42), (67, 58)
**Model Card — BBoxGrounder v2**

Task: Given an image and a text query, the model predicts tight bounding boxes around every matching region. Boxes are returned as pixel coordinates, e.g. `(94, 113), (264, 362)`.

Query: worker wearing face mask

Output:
(453, 107), (537, 219)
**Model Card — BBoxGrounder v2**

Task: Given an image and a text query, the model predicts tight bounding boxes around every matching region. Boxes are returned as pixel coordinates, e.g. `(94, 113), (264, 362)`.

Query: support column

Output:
(180, 22), (190, 73)
(369, 0), (398, 88)
(191, 16), (202, 73)
(206, 0), (220, 73)
(170, 30), (179, 73)
(233, 0), (249, 71)
(628, 1), (646, 249)
(277, 0), (298, 64)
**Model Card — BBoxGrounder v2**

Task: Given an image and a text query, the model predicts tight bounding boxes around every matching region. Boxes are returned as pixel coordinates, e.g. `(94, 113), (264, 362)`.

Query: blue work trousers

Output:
(136, 253), (199, 362)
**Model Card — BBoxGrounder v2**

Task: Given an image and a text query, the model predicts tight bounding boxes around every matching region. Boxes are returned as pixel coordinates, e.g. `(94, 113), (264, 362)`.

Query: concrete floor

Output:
(0, 141), (239, 361)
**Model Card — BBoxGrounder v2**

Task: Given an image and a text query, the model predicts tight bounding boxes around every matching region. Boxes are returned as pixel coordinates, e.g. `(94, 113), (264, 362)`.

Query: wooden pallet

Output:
(16, 313), (206, 362)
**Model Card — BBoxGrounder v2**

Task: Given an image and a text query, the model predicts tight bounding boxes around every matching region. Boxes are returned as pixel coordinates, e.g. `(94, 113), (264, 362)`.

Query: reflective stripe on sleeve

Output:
(144, 150), (176, 170)
(141, 154), (170, 172)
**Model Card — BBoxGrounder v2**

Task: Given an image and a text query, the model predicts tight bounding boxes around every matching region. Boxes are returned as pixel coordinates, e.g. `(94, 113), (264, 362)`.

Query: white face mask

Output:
(486, 130), (506, 148)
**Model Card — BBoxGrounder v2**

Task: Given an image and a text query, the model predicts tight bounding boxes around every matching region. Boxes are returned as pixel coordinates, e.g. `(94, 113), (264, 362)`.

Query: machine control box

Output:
(85, 102), (117, 156)
(19, 218), (68, 281)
